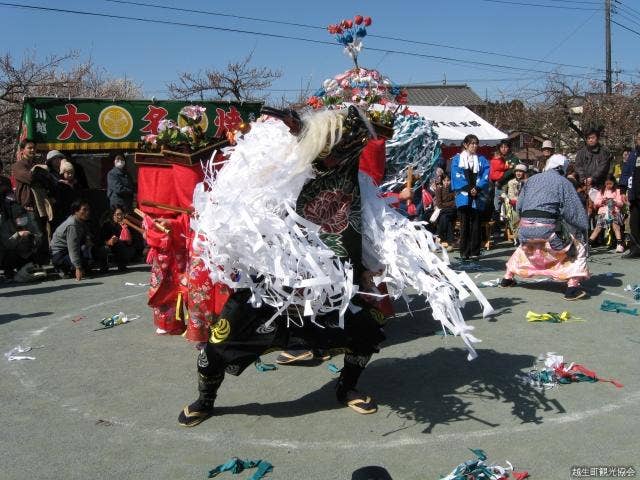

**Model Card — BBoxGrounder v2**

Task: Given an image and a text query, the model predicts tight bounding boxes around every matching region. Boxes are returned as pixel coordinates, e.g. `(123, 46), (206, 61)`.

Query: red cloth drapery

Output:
(137, 163), (204, 216)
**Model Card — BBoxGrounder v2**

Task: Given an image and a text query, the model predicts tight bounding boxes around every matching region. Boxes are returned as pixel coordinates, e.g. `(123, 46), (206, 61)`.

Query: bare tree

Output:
(487, 73), (640, 154)
(167, 50), (282, 102)
(0, 50), (142, 172)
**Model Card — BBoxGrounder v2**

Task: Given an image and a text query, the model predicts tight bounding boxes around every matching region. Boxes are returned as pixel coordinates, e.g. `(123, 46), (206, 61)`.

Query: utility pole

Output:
(605, 0), (612, 94)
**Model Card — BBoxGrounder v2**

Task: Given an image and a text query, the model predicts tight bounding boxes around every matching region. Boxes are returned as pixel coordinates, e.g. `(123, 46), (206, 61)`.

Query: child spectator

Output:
(589, 174), (627, 252)
(502, 163), (527, 241)
(434, 174), (456, 251)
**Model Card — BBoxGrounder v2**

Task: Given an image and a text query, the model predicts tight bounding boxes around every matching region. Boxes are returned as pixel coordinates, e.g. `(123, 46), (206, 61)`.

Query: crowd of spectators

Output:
(2, 129), (640, 283)
(405, 129), (640, 261)
(0, 140), (142, 282)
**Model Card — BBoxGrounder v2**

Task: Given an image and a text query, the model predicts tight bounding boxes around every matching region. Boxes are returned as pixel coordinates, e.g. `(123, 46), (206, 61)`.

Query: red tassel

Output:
(119, 223), (132, 242)
(572, 364), (624, 388)
(146, 248), (158, 265)
(513, 471), (530, 480)
(407, 203), (417, 217)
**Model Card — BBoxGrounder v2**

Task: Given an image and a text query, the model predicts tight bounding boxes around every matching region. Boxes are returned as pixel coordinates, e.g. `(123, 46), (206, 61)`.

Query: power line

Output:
(612, 18), (640, 37)
(477, 0), (601, 10)
(0, 1), (609, 82)
(102, 0), (608, 72)
(504, 10), (599, 93)
(613, 2), (640, 23)
(614, 11), (640, 28)
(614, 0), (640, 18)
(153, 76), (547, 93)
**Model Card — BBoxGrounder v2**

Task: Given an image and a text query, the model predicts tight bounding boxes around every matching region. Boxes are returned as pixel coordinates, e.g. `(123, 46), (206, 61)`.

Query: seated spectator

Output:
(0, 175), (41, 280)
(589, 174), (627, 252)
(98, 206), (137, 271)
(50, 199), (94, 280)
(434, 174), (456, 251)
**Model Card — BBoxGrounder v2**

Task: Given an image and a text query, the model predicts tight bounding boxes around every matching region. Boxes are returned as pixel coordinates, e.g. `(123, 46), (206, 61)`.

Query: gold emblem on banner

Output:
(98, 105), (133, 139)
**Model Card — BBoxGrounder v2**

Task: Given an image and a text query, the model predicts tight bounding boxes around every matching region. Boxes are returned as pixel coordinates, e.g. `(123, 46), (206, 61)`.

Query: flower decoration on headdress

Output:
(308, 15), (408, 117)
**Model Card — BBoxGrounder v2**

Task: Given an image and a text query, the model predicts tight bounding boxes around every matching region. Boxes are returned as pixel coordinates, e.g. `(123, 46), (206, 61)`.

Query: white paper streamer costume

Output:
(192, 108), (493, 360)
(192, 112), (354, 328)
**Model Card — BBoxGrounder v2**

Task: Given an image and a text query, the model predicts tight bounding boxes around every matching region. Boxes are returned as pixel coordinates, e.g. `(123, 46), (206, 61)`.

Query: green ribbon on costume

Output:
(254, 358), (277, 372)
(600, 300), (639, 316)
(208, 458), (273, 479)
(526, 310), (581, 323)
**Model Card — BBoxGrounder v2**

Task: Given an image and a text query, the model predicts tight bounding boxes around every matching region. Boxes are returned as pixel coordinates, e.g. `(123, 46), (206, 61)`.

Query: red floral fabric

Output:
(183, 249), (231, 343)
(145, 214), (189, 334)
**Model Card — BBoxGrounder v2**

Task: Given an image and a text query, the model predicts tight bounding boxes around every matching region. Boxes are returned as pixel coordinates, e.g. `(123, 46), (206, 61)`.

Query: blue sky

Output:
(1, 0), (638, 103)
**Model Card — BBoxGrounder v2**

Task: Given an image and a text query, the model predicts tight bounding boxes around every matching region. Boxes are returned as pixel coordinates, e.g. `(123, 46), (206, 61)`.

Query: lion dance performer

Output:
(500, 154), (590, 300)
(177, 15), (492, 426)
(177, 104), (493, 427)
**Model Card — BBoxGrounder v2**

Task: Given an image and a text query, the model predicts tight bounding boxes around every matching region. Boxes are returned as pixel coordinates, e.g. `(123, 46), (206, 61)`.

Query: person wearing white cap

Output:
(45, 150), (65, 181)
(535, 140), (554, 172)
(499, 154), (590, 300)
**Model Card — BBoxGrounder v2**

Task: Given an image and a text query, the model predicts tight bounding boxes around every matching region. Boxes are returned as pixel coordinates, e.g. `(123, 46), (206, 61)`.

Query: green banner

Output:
(20, 97), (262, 151)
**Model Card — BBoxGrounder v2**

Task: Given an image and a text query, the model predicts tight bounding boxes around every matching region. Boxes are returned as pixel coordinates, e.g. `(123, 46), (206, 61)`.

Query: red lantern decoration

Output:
(363, 16), (372, 26)
(354, 15), (363, 25)
(344, 19), (353, 28)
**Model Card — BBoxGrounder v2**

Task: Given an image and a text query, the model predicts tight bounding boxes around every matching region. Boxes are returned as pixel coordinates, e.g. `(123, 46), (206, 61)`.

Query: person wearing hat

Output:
(536, 140), (555, 172)
(574, 128), (613, 189)
(51, 159), (81, 231)
(500, 154), (589, 300)
(501, 163), (528, 241)
(45, 150), (65, 182)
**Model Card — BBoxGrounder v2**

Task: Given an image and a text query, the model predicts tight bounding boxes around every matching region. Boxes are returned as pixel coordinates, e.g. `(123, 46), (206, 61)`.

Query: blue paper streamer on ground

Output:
(600, 300), (638, 316)
(439, 448), (529, 479)
(327, 363), (342, 373)
(254, 358), (277, 372)
(208, 458), (273, 479)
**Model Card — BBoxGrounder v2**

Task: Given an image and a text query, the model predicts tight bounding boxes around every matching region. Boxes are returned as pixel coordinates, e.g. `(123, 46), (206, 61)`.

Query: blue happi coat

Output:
(451, 153), (490, 210)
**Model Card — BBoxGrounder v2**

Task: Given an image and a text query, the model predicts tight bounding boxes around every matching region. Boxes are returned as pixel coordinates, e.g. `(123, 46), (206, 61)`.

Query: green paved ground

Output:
(1, 246), (638, 479)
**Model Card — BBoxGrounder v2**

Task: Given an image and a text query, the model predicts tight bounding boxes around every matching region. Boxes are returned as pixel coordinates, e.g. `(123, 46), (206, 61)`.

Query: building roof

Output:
(400, 84), (486, 107)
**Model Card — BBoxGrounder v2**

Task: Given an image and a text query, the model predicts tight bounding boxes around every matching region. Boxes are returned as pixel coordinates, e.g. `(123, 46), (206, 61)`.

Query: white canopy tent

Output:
(407, 105), (507, 146)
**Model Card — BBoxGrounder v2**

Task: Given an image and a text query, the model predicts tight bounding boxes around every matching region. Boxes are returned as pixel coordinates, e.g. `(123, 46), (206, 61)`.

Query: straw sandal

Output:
(178, 402), (214, 427)
(343, 390), (378, 415)
(275, 350), (314, 364)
